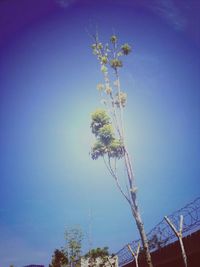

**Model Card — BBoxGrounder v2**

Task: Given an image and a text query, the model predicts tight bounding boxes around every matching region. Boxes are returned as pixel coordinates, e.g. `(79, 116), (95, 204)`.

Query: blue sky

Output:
(0, 0), (200, 266)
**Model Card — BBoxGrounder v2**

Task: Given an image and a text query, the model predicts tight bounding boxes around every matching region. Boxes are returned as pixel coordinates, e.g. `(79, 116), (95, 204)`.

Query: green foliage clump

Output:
(98, 124), (114, 145)
(91, 34), (131, 72)
(110, 35), (118, 44)
(49, 249), (68, 267)
(85, 246), (109, 260)
(91, 139), (124, 160)
(110, 58), (123, 69)
(108, 139), (124, 159)
(97, 43), (103, 50)
(100, 56), (108, 64)
(91, 109), (110, 136)
(121, 43), (132, 55)
(91, 141), (106, 160)
(101, 65), (108, 73)
(91, 109), (124, 160)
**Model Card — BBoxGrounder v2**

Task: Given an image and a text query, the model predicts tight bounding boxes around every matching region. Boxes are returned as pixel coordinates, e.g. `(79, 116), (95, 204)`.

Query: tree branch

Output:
(179, 215), (183, 235)
(164, 216), (179, 237)
(102, 155), (131, 205)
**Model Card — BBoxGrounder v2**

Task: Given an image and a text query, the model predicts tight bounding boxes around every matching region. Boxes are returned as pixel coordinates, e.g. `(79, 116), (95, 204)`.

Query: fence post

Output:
(164, 215), (187, 267)
(127, 242), (140, 267)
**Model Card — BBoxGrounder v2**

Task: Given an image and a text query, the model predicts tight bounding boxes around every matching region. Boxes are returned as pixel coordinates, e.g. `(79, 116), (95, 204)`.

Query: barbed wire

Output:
(116, 197), (200, 266)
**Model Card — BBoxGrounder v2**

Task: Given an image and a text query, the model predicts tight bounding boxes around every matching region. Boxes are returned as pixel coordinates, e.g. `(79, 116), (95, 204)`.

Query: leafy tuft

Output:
(110, 59), (123, 69)
(90, 109), (110, 136)
(98, 124), (114, 145)
(121, 43), (132, 55)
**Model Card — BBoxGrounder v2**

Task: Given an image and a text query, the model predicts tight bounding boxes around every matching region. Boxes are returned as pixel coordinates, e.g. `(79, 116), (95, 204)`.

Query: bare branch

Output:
(127, 243), (140, 267)
(164, 215), (187, 267)
(180, 215), (183, 234)
(105, 156), (131, 206)
(164, 216), (179, 237)
(114, 70), (125, 141)
(114, 157), (117, 174)
(127, 244), (135, 257)
(136, 242), (141, 255)
(125, 181), (132, 204)
(102, 156), (114, 177)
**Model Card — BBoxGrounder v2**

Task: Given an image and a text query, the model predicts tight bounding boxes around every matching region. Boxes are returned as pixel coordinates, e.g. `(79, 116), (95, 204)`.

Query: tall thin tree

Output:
(89, 33), (153, 267)
(65, 226), (83, 267)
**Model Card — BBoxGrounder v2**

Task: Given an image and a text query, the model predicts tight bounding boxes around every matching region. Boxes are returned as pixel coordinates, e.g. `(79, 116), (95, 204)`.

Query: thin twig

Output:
(104, 156), (131, 205)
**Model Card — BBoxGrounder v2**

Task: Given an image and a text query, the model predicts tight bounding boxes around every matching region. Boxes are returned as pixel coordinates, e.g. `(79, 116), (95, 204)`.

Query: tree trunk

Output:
(179, 237), (187, 267)
(132, 205), (153, 267)
(124, 151), (153, 267)
(135, 257), (139, 267)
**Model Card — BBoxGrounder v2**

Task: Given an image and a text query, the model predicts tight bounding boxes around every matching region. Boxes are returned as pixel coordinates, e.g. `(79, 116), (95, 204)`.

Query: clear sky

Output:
(0, 0), (200, 266)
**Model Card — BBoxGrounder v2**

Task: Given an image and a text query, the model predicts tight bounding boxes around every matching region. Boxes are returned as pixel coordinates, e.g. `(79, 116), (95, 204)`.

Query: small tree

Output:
(89, 33), (153, 267)
(49, 248), (68, 267)
(85, 247), (110, 267)
(65, 226), (83, 267)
